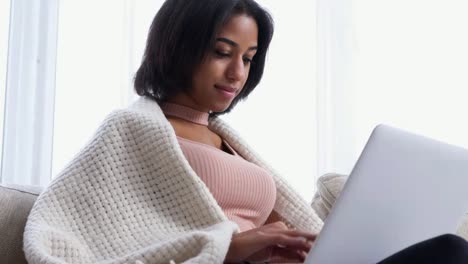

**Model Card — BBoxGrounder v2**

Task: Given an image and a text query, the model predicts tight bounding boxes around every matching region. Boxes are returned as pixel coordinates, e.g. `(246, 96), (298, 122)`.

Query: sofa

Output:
(2, 174), (468, 263)
(0, 184), (43, 263)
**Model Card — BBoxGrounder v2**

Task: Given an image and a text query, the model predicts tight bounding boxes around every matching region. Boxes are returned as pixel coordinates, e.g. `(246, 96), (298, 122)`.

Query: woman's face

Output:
(181, 14), (259, 113)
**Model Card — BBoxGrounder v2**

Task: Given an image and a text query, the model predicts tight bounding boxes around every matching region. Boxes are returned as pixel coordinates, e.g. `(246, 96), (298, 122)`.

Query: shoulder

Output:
(111, 97), (167, 124)
(95, 98), (171, 139)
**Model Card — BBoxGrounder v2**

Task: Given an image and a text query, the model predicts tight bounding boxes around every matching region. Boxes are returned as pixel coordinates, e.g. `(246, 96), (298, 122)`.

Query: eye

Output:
(243, 57), (253, 65)
(215, 50), (230, 57)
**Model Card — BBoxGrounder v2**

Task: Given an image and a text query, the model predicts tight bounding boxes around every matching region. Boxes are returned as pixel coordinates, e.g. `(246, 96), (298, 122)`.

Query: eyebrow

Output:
(216, 37), (258, 51)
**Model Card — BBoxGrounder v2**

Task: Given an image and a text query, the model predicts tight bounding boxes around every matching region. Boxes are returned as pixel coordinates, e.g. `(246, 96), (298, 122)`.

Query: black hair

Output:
(134, 0), (274, 116)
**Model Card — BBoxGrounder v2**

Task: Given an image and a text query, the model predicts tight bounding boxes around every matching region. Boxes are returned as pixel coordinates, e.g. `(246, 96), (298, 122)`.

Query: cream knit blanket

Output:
(24, 97), (323, 264)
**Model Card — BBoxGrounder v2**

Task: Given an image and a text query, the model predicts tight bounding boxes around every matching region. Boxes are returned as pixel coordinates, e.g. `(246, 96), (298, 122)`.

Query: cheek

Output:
(204, 56), (225, 70)
(242, 66), (251, 83)
(212, 60), (229, 77)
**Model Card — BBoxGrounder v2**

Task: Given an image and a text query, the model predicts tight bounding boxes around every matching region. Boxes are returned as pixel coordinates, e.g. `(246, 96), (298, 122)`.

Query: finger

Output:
(257, 232), (313, 252)
(257, 228), (316, 248)
(269, 247), (307, 263)
(274, 229), (318, 241)
(262, 222), (318, 241)
(264, 221), (290, 230)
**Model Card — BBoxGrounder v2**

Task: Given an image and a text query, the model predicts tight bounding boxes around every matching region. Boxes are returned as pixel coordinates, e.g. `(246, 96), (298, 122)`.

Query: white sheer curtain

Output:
(0, 0), (11, 170)
(314, 0), (355, 178)
(1, 0), (59, 186)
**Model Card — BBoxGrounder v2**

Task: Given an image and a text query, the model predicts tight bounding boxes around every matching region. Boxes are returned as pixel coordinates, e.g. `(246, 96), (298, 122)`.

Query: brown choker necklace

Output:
(160, 102), (210, 126)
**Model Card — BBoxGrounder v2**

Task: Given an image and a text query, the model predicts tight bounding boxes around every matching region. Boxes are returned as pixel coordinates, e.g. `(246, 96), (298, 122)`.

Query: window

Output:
(52, 0), (163, 176)
(331, 0), (468, 174)
(0, 0), (11, 175)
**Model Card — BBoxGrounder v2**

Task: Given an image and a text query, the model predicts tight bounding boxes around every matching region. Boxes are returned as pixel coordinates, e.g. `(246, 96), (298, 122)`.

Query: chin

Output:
(210, 102), (232, 113)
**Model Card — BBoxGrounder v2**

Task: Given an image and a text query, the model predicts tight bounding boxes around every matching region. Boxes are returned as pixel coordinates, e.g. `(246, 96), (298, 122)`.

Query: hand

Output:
(224, 221), (317, 263)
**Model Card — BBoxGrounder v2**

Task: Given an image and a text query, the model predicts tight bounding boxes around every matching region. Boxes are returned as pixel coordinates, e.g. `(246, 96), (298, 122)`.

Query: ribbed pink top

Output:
(161, 102), (277, 232)
(177, 137), (277, 231)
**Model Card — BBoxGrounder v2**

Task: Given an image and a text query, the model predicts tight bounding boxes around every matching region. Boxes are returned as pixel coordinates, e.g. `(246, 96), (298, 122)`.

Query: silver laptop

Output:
(305, 124), (468, 264)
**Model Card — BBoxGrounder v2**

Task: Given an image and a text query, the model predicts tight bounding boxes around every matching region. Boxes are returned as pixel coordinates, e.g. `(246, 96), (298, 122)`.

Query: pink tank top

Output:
(161, 102), (277, 231)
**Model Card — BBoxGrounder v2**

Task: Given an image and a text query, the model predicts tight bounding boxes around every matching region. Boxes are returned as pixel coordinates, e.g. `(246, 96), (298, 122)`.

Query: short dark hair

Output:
(134, 0), (274, 116)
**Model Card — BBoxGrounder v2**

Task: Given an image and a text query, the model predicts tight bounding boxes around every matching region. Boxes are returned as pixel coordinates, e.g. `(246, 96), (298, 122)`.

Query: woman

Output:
(24, 0), (468, 263)
(133, 0), (317, 261)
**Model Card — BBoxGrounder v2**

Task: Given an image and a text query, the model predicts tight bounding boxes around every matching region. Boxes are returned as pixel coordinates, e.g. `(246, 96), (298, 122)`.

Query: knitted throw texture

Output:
(24, 97), (323, 264)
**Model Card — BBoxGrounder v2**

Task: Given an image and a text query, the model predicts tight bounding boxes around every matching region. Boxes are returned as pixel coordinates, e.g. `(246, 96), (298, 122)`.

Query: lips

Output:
(215, 85), (238, 99)
(215, 85), (238, 94)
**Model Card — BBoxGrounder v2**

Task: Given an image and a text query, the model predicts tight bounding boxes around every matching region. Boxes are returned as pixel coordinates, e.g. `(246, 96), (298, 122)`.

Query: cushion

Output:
(0, 184), (42, 264)
(311, 173), (347, 221)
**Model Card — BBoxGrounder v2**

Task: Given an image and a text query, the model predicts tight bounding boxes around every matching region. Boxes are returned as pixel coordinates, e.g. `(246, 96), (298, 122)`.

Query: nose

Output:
(226, 56), (246, 82)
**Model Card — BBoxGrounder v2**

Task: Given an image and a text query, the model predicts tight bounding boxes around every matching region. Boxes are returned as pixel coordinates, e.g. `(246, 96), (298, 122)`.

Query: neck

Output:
(161, 102), (210, 126)
(167, 92), (211, 113)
